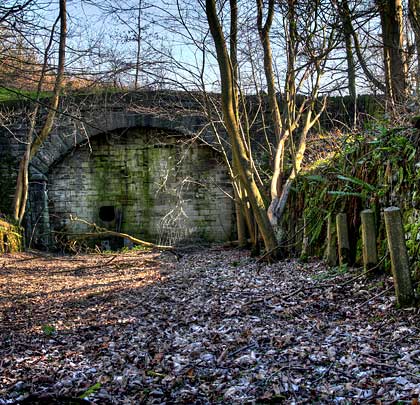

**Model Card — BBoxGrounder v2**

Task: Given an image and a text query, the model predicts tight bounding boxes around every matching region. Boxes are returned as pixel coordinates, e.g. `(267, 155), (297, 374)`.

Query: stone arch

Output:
(27, 115), (233, 249)
(29, 108), (213, 181)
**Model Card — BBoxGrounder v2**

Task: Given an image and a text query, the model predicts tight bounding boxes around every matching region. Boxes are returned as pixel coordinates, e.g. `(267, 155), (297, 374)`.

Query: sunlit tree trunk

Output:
(205, 0), (278, 253)
(12, 0), (67, 225)
(256, 0), (284, 201)
(409, 0), (420, 94)
(264, 0), (330, 228)
(229, 0), (254, 247)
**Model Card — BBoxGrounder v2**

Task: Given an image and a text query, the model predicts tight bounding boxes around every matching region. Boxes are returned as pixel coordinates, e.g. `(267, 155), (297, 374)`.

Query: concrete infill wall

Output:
(47, 128), (233, 249)
(0, 91), (233, 249)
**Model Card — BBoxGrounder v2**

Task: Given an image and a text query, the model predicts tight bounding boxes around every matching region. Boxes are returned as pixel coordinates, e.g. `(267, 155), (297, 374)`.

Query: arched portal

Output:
(42, 126), (234, 249)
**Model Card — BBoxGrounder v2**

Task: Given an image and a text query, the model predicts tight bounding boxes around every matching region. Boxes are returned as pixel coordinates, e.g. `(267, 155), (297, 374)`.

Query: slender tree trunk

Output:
(270, 103), (324, 222)
(134, 0), (142, 90)
(265, 0), (299, 226)
(339, 0), (356, 101)
(229, 0), (255, 247)
(376, 0), (408, 102)
(201, 89), (252, 247)
(342, 2), (386, 93)
(343, 30), (356, 103)
(205, 0), (278, 253)
(256, 0), (284, 198)
(12, 0), (67, 225)
(409, 0), (420, 94)
(229, 0), (239, 119)
(30, 1), (67, 158)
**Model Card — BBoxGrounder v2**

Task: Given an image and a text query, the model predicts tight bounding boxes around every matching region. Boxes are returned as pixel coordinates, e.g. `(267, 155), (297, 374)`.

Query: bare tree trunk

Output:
(30, 0), (67, 158)
(134, 0), (142, 90)
(342, 4), (386, 93)
(270, 98), (325, 222)
(256, 0), (285, 200)
(409, 0), (420, 94)
(13, 0), (66, 225)
(205, 0), (278, 253)
(339, 0), (356, 102)
(229, 0), (254, 247)
(258, 0), (330, 231)
(229, 0), (239, 118)
(376, 0), (408, 102)
(13, 111), (36, 224)
(200, 87), (252, 247)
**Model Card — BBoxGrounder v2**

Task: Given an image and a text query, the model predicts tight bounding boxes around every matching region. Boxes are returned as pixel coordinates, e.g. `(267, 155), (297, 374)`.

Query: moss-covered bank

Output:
(0, 219), (23, 253)
(283, 125), (420, 275)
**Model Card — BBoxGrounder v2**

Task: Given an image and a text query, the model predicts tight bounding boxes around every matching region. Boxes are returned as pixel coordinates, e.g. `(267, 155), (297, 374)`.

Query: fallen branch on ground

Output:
(69, 215), (175, 251)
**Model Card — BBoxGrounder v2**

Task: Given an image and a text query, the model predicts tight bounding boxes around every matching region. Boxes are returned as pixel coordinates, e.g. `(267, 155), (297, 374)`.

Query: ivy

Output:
(285, 125), (420, 269)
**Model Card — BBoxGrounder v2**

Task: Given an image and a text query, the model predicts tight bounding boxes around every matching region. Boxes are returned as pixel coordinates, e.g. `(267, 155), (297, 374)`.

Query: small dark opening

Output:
(99, 206), (115, 222)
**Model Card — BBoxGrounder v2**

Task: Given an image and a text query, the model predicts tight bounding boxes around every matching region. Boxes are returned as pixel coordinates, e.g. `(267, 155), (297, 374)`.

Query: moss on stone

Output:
(0, 219), (23, 253)
(47, 127), (234, 249)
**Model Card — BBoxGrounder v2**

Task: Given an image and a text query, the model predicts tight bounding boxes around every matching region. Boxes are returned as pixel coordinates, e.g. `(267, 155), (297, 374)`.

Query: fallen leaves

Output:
(0, 249), (420, 404)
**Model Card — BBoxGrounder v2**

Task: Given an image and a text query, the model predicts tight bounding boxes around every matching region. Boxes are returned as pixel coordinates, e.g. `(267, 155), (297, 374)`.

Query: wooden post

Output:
(234, 198), (247, 248)
(300, 216), (309, 260)
(295, 218), (304, 255)
(360, 209), (378, 271)
(336, 213), (350, 266)
(326, 215), (338, 266)
(384, 207), (415, 307)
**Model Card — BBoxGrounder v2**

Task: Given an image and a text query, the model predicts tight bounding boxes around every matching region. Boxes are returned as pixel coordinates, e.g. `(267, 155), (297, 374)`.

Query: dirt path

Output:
(1, 248), (420, 404)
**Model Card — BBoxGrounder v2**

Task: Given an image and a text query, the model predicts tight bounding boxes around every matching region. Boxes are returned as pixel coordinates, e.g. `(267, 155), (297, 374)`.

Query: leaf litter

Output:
(1, 248), (420, 404)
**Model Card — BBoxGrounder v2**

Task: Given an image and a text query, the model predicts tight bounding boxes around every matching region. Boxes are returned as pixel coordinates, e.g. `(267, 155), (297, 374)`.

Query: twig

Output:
(338, 254), (387, 288)
(360, 359), (420, 379)
(355, 285), (394, 310)
(312, 362), (334, 384)
(227, 343), (258, 358)
(51, 255), (117, 274)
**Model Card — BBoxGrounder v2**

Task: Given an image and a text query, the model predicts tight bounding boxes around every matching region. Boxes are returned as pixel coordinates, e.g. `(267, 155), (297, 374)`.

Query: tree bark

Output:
(256, 0), (284, 201)
(344, 8), (386, 93)
(205, 0), (278, 253)
(338, 0), (356, 102)
(268, 99), (325, 224)
(12, 10), (64, 225)
(409, 0), (420, 94)
(30, 0), (67, 158)
(376, 0), (408, 102)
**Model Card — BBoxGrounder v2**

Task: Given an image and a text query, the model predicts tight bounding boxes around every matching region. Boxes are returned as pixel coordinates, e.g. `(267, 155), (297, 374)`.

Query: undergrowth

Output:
(285, 123), (420, 275)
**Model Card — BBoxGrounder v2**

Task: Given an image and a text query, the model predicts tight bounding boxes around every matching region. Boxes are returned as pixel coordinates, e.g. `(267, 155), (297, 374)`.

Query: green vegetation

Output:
(41, 324), (56, 336)
(0, 87), (51, 102)
(79, 383), (101, 399)
(0, 219), (23, 253)
(285, 124), (420, 274)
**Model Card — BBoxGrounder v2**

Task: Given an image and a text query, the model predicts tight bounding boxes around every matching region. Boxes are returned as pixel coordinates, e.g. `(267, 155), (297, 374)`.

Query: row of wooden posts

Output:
(325, 207), (415, 308)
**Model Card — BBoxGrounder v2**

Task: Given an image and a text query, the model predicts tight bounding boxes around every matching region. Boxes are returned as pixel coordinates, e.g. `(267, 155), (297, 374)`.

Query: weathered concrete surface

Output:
(48, 128), (233, 248)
